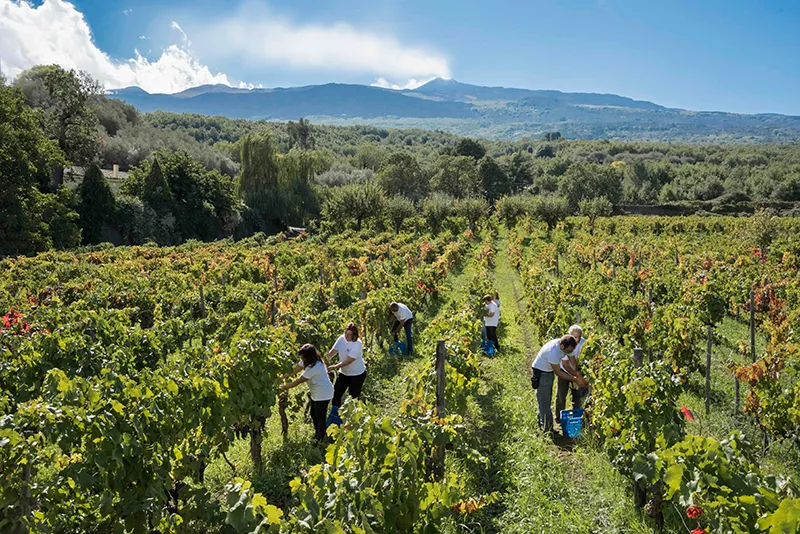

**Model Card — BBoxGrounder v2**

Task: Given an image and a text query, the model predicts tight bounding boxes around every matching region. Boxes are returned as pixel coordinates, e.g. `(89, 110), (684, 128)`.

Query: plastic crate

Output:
(560, 408), (585, 438)
(481, 339), (496, 355)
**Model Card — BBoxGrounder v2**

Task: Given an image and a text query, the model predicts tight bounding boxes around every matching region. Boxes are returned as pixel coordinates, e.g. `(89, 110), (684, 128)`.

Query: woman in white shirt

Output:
(281, 343), (334, 442)
(483, 294), (500, 351)
(327, 322), (367, 410)
(389, 302), (414, 356)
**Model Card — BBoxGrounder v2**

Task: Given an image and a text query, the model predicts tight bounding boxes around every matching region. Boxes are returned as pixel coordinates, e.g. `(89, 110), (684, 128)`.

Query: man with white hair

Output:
(556, 324), (588, 425)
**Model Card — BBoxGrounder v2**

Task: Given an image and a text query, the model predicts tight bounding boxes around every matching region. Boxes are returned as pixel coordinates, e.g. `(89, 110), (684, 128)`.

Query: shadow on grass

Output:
(251, 435), (326, 509)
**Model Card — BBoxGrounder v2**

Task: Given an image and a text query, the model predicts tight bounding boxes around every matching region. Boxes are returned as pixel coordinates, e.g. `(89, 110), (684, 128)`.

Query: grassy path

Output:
(459, 234), (652, 533)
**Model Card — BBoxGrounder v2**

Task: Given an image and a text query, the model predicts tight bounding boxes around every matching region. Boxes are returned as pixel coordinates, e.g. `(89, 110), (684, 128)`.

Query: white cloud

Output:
(123, 8), (132, 15)
(139, 35), (149, 40)
(0, 0), (243, 93)
(372, 77), (435, 90)
(200, 3), (451, 81)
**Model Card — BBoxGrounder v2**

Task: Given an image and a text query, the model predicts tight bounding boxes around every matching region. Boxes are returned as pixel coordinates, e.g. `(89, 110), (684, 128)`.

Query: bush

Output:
(421, 193), (455, 234)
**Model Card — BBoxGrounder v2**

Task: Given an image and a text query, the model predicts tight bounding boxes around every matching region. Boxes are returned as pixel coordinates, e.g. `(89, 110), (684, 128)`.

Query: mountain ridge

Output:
(108, 79), (800, 142)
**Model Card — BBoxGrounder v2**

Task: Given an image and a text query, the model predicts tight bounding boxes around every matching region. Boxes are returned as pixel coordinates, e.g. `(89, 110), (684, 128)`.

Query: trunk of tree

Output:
(51, 165), (64, 187)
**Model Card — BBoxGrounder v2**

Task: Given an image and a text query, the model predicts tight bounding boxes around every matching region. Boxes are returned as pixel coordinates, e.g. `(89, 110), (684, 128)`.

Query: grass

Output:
(444, 232), (652, 533)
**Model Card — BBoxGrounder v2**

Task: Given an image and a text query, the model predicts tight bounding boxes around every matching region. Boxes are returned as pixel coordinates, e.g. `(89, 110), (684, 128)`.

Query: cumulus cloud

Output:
(371, 77), (436, 91)
(0, 0), (241, 93)
(200, 3), (451, 86)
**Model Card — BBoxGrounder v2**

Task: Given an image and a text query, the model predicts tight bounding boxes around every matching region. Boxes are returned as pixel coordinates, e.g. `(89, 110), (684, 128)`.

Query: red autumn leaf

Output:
(681, 406), (695, 421)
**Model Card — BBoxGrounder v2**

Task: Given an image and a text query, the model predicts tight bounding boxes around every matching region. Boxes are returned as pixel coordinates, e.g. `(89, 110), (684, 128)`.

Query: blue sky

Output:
(1, 0), (799, 114)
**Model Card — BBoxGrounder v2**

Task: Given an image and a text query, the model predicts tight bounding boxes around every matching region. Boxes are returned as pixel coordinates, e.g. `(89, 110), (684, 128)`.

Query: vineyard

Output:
(2, 213), (800, 533)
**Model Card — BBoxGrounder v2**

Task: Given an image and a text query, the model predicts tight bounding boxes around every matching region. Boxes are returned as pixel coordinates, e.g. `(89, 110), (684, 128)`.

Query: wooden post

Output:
(750, 291), (756, 362)
(647, 287), (654, 362)
(432, 340), (447, 480)
(270, 271), (278, 325)
(633, 346), (644, 368)
(199, 285), (205, 317)
(575, 311), (582, 324)
(674, 249), (679, 265)
(555, 251), (560, 278)
(734, 377), (741, 414)
(705, 325), (712, 415)
(279, 392), (289, 439)
(222, 272), (227, 287)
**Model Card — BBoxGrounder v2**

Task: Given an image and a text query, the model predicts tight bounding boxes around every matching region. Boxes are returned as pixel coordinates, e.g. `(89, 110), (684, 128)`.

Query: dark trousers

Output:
(310, 399), (331, 441)
(332, 371), (367, 407)
(556, 376), (584, 424)
(392, 318), (413, 355)
(485, 326), (499, 349)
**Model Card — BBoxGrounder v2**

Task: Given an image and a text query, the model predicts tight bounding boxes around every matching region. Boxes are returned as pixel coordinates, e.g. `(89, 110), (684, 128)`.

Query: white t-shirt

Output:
(392, 303), (413, 322)
(532, 338), (569, 372)
(560, 337), (586, 373)
(299, 360), (334, 401)
(332, 335), (366, 376)
(484, 301), (499, 327)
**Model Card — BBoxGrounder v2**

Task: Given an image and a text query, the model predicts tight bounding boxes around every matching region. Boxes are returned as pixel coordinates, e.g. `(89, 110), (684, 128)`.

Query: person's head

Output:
(569, 324), (583, 341)
(344, 322), (359, 342)
(483, 294), (493, 304)
(559, 335), (578, 354)
(298, 343), (322, 368)
(494, 291), (500, 300)
(390, 302), (399, 312)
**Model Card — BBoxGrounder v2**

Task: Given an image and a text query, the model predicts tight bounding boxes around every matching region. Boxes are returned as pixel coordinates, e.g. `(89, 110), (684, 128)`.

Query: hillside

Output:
(108, 78), (800, 143)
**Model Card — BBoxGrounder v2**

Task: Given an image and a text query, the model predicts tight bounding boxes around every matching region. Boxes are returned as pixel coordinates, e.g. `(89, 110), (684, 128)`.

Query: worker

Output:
(281, 343), (334, 442)
(556, 325), (588, 426)
(483, 294), (500, 351)
(531, 335), (586, 433)
(326, 322), (367, 422)
(389, 302), (414, 356)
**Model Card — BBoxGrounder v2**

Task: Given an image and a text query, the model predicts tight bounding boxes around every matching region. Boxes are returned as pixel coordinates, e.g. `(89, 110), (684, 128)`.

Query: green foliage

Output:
(431, 155), (479, 198)
(14, 65), (102, 185)
(142, 157), (175, 214)
(454, 196), (490, 230)
(422, 193), (455, 234)
(286, 117), (314, 150)
(747, 208), (780, 256)
(0, 83), (79, 255)
(455, 138), (486, 161)
(578, 196), (613, 233)
(528, 195), (569, 231)
(89, 95), (139, 136)
(558, 162), (623, 210)
(77, 164), (116, 244)
(377, 152), (429, 201)
(385, 195), (416, 233)
(322, 180), (386, 231)
(478, 155), (510, 202)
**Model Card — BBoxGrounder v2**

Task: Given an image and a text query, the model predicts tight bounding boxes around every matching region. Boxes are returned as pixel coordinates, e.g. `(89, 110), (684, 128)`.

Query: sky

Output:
(1, 0), (798, 114)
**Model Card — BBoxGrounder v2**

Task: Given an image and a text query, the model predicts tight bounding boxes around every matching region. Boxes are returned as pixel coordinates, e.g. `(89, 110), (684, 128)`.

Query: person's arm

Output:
(330, 356), (356, 371)
(551, 362), (581, 383)
(282, 363), (304, 380)
(326, 347), (338, 361)
(280, 375), (308, 390)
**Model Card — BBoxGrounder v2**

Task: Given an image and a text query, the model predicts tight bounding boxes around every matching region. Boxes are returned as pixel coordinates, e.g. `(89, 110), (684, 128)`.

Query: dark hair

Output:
(483, 294), (493, 303)
(390, 302), (399, 312)
(559, 335), (578, 352)
(345, 322), (359, 341)
(298, 343), (322, 368)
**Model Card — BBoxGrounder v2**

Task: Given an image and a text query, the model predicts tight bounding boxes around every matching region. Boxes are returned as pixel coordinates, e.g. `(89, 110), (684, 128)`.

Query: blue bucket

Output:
(389, 341), (406, 356)
(481, 339), (496, 355)
(560, 408), (585, 438)
(326, 405), (343, 428)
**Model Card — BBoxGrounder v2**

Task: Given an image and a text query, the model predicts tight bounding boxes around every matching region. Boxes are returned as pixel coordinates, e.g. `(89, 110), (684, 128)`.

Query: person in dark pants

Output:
(483, 294), (500, 351)
(556, 324), (588, 426)
(281, 343), (334, 442)
(390, 302), (413, 356)
(531, 335), (585, 434)
(327, 322), (367, 416)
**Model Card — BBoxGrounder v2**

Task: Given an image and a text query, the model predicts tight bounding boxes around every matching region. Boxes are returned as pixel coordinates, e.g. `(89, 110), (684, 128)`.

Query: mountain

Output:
(109, 79), (800, 143)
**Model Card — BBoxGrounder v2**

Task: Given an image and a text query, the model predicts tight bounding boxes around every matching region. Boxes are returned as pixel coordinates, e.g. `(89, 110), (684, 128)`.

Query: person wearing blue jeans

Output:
(531, 335), (584, 433)
(390, 302), (413, 356)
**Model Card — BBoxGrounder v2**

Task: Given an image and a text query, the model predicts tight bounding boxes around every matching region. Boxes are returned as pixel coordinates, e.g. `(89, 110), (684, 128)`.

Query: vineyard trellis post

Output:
(432, 340), (447, 481)
(705, 325), (712, 415)
(632, 346), (644, 368)
(750, 290), (756, 363)
(647, 286), (654, 361)
(734, 377), (740, 413)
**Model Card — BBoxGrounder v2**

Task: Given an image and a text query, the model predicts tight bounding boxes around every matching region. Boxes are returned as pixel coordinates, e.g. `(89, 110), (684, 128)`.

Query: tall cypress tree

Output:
(142, 158), (173, 215)
(77, 164), (115, 243)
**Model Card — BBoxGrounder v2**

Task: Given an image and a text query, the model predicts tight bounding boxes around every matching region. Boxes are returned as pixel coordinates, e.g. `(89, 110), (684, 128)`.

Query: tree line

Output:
(2, 65), (799, 256)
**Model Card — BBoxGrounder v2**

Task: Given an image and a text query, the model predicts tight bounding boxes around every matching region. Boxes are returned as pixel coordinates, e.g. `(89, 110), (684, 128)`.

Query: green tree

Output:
(478, 156), (510, 202)
(237, 129), (280, 229)
(747, 208), (780, 257)
(455, 138), (486, 161)
(0, 83), (79, 255)
(351, 144), (387, 170)
(77, 164), (116, 244)
(287, 117), (315, 150)
(385, 196), (416, 233)
(529, 195), (569, 231)
(496, 195), (531, 229)
(421, 193), (455, 234)
(142, 158), (174, 215)
(377, 152), (428, 201)
(14, 65), (102, 186)
(503, 152), (533, 193)
(578, 196), (613, 235)
(322, 181), (385, 231)
(454, 196), (490, 230)
(431, 155), (479, 198)
(558, 162), (623, 210)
